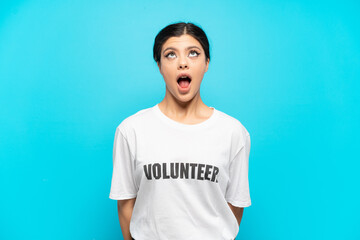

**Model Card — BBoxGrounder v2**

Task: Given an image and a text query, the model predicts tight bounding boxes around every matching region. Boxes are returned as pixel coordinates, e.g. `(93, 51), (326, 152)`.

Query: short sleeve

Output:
(225, 133), (251, 207)
(109, 127), (138, 200)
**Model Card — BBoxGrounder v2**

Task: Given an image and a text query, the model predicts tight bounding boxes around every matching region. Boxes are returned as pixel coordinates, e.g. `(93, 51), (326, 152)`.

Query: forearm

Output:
(227, 202), (244, 227)
(117, 198), (136, 240)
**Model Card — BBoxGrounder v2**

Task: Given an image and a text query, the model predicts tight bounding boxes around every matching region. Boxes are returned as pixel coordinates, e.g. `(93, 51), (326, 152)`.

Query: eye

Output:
(189, 50), (200, 57)
(164, 50), (200, 59)
(165, 51), (176, 59)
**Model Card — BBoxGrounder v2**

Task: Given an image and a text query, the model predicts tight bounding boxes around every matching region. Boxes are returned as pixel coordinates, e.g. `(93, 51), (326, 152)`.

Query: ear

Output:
(204, 58), (209, 72)
(157, 61), (162, 73)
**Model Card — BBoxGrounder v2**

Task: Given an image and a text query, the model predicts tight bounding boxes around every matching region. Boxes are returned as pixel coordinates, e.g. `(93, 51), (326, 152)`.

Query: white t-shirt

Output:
(109, 103), (251, 240)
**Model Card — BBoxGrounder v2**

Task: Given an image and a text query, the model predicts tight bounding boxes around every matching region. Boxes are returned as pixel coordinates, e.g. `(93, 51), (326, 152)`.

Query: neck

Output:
(158, 88), (210, 119)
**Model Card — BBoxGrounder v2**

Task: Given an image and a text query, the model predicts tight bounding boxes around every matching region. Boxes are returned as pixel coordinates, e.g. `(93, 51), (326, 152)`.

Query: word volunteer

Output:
(143, 162), (220, 183)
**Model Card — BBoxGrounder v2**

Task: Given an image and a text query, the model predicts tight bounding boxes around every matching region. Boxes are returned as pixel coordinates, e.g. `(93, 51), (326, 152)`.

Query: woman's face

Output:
(157, 34), (209, 102)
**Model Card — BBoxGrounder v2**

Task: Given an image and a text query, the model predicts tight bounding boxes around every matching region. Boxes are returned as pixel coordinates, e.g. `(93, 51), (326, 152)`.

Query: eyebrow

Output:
(163, 46), (201, 54)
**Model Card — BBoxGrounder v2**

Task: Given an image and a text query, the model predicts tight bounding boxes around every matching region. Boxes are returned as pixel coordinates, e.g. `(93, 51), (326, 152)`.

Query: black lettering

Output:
(211, 166), (219, 182)
(180, 163), (189, 179)
(189, 163), (198, 179)
(170, 162), (179, 179)
(144, 162), (220, 183)
(163, 162), (170, 179)
(153, 163), (161, 179)
(204, 164), (212, 181)
(143, 164), (152, 180)
(197, 164), (205, 180)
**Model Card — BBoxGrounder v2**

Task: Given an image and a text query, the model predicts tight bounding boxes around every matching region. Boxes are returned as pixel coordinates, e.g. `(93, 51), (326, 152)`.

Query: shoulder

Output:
(214, 108), (251, 153)
(215, 108), (250, 137)
(115, 106), (154, 138)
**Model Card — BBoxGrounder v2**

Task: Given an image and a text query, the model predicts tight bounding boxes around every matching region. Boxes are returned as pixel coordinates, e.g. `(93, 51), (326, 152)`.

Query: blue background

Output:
(1, 0), (359, 239)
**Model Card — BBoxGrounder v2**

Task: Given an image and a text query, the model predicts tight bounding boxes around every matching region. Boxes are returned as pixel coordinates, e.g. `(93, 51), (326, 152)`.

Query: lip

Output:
(176, 72), (192, 81)
(176, 72), (192, 94)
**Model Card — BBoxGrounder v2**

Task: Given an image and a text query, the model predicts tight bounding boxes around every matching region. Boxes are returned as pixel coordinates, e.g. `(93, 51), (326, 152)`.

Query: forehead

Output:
(162, 34), (202, 50)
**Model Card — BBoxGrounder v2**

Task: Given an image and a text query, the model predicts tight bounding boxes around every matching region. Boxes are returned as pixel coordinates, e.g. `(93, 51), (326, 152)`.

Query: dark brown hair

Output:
(153, 22), (210, 64)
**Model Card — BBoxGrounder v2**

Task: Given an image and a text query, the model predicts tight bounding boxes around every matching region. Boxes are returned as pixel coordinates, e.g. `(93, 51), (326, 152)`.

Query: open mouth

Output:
(177, 76), (192, 88)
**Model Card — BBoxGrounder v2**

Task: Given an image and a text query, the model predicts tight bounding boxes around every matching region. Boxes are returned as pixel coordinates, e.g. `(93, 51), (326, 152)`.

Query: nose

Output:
(177, 55), (188, 69)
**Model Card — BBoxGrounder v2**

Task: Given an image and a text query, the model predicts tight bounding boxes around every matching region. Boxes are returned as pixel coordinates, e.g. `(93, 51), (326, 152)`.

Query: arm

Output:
(227, 202), (244, 227)
(117, 198), (136, 240)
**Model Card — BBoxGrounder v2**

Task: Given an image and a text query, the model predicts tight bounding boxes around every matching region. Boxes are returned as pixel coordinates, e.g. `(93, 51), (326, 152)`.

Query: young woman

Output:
(109, 22), (251, 240)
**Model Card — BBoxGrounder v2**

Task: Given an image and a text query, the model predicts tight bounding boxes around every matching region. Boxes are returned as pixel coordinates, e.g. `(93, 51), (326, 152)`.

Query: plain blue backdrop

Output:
(1, 0), (359, 239)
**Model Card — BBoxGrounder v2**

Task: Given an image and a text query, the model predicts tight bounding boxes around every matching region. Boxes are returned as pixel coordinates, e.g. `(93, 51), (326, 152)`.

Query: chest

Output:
(134, 130), (231, 174)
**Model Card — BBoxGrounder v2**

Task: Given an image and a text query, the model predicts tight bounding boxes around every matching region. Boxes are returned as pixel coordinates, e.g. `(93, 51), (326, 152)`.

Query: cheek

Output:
(192, 65), (205, 76)
(161, 63), (174, 74)
(161, 68), (176, 82)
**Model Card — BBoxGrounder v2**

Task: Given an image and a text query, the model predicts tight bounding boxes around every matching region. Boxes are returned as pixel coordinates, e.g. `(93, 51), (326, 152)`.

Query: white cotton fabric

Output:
(109, 103), (251, 240)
